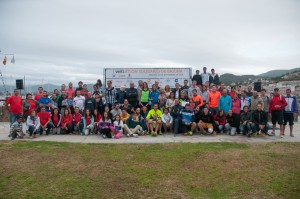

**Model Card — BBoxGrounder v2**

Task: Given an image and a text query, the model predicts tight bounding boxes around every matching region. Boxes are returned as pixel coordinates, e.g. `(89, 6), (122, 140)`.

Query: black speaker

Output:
(16, 79), (23, 89)
(254, 82), (261, 92)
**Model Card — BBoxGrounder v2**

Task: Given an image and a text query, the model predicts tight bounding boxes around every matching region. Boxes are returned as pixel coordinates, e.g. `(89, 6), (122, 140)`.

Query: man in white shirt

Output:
(201, 67), (210, 86)
(73, 90), (85, 112)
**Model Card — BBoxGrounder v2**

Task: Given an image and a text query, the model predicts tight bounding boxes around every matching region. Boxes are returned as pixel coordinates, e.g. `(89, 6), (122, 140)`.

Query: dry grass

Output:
(0, 141), (299, 198)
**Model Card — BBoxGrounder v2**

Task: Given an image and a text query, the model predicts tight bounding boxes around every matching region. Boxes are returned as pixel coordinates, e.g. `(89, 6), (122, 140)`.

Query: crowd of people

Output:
(6, 67), (298, 140)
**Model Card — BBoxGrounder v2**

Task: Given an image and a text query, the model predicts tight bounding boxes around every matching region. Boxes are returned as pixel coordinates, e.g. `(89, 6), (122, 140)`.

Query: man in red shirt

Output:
(34, 86), (44, 101)
(66, 82), (75, 98)
(269, 88), (287, 138)
(208, 85), (221, 116)
(6, 89), (23, 126)
(37, 107), (53, 135)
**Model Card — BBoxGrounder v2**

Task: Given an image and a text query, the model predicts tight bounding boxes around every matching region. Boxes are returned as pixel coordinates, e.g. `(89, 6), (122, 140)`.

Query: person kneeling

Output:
(26, 110), (40, 139)
(10, 115), (24, 140)
(252, 103), (269, 136)
(162, 108), (173, 133)
(197, 107), (215, 135)
(82, 109), (94, 136)
(240, 106), (255, 137)
(179, 103), (196, 136)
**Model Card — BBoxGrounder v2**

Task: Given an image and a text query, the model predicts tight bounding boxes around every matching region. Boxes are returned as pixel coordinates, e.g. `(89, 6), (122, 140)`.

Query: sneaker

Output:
(290, 134), (294, 137)
(146, 131), (150, 135)
(133, 134), (138, 137)
(126, 134), (130, 137)
(158, 131), (163, 135)
(151, 131), (157, 137)
(187, 131), (193, 136)
(280, 135), (284, 138)
(271, 132), (275, 136)
(261, 133), (266, 137)
(102, 134), (107, 138)
(251, 132), (257, 137)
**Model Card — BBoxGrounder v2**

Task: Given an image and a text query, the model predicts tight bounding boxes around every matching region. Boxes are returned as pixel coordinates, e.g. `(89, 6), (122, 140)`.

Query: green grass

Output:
(0, 141), (299, 198)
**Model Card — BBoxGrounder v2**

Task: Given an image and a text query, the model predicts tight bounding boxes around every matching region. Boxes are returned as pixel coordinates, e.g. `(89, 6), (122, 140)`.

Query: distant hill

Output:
(259, 68), (300, 78)
(220, 73), (258, 85)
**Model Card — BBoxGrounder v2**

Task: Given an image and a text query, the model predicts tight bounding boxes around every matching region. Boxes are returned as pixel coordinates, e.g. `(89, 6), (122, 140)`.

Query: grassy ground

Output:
(0, 141), (299, 199)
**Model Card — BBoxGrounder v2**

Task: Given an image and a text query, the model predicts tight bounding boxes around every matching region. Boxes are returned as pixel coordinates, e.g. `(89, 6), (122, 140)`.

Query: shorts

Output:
(271, 110), (284, 125)
(283, 113), (294, 126)
(182, 124), (191, 132)
(200, 122), (213, 129)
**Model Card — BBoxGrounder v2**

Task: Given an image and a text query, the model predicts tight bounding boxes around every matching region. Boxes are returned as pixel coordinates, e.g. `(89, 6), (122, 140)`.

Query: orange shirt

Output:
(209, 91), (221, 108)
(191, 95), (204, 108)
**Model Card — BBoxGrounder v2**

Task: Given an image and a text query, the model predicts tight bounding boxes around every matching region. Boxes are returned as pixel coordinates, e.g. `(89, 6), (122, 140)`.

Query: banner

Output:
(104, 68), (192, 88)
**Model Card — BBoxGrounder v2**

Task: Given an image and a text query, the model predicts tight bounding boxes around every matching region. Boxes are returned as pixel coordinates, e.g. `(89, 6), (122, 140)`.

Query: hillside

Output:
(219, 73), (258, 85)
(259, 67), (300, 78)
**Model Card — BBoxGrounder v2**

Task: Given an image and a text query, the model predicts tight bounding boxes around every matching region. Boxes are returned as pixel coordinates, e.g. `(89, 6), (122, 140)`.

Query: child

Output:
(149, 113), (159, 136)
(98, 112), (113, 138)
(93, 109), (102, 134)
(61, 109), (73, 134)
(73, 107), (82, 134)
(26, 110), (40, 138)
(82, 109), (94, 136)
(113, 114), (124, 139)
(10, 115), (24, 140)
(51, 108), (61, 134)
(161, 108), (173, 133)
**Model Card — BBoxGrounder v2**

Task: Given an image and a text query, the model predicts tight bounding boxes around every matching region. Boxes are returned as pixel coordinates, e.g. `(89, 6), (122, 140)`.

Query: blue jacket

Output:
(149, 90), (160, 104)
(218, 95), (232, 114)
(284, 95), (298, 113)
(180, 109), (195, 124)
(38, 97), (52, 112)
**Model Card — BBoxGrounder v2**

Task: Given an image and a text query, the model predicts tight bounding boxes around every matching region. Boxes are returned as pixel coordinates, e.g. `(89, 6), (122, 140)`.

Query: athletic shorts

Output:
(283, 113), (294, 126)
(200, 122), (213, 129)
(271, 110), (284, 125)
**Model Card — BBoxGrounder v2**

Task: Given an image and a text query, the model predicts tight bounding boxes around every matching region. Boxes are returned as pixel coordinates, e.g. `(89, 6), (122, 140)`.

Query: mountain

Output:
(219, 73), (259, 85)
(259, 68), (300, 78)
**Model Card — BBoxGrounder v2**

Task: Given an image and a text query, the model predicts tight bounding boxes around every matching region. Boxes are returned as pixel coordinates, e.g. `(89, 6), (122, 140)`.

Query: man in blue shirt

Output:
(218, 89), (232, 114)
(38, 91), (52, 112)
(179, 103), (196, 135)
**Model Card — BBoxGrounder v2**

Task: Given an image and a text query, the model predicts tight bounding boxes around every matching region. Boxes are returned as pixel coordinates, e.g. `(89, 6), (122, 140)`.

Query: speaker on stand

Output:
(254, 82), (262, 92)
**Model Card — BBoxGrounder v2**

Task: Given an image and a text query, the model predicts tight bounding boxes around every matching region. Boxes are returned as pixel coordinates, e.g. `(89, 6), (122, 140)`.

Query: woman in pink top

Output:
(231, 93), (241, 133)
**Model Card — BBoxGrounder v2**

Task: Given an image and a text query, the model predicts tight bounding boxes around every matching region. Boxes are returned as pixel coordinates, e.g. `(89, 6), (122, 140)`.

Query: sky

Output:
(0, 0), (299, 86)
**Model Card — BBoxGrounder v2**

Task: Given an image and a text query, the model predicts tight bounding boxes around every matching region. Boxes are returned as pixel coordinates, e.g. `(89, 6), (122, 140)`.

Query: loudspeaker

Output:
(254, 82), (261, 92)
(16, 79), (23, 89)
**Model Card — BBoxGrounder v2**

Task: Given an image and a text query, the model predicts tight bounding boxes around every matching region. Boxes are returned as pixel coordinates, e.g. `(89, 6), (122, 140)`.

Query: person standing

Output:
(126, 82), (138, 107)
(66, 82), (76, 99)
(84, 92), (96, 112)
(6, 89), (23, 126)
(34, 87), (44, 101)
(192, 70), (202, 87)
(201, 67), (210, 86)
(260, 89), (270, 120)
(250, 91), (263, 112)
(283, 88), (298, 137)
(208, 85), (221, 116)
(218, 89), (232, 114)
(73, 90), (85, 112)
(105, 80), (117, 108)
(269, 88), (287, 138)
(209, 68), (219, 86)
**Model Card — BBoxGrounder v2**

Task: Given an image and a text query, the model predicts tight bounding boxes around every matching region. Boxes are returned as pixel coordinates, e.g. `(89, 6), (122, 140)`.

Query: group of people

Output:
(6, 67), (298, 140)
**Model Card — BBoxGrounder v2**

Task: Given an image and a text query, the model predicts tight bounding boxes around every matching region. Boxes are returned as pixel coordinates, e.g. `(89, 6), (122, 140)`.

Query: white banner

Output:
(104, 68), (192, 89)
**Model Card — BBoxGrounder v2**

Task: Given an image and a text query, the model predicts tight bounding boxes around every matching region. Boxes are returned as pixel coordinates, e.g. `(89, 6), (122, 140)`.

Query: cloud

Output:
(0, 0), (299, 86)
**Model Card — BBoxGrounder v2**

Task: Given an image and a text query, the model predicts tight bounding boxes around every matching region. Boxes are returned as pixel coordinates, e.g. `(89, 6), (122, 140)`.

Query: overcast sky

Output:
(0, 0), (299, 86)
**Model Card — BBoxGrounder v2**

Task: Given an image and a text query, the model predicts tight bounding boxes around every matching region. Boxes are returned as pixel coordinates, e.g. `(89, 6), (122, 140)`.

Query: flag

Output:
(11, 56), (15, 64)
(3, 56), (7, 65)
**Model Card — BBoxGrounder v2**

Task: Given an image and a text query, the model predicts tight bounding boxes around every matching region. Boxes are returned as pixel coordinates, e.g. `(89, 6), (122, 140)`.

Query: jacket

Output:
(252, 110), (267, 125)
(284, 95), (298, 114)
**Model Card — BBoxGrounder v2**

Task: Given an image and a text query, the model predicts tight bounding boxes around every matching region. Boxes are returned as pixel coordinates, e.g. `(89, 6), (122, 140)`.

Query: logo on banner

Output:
(175, 79), (178, 82)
